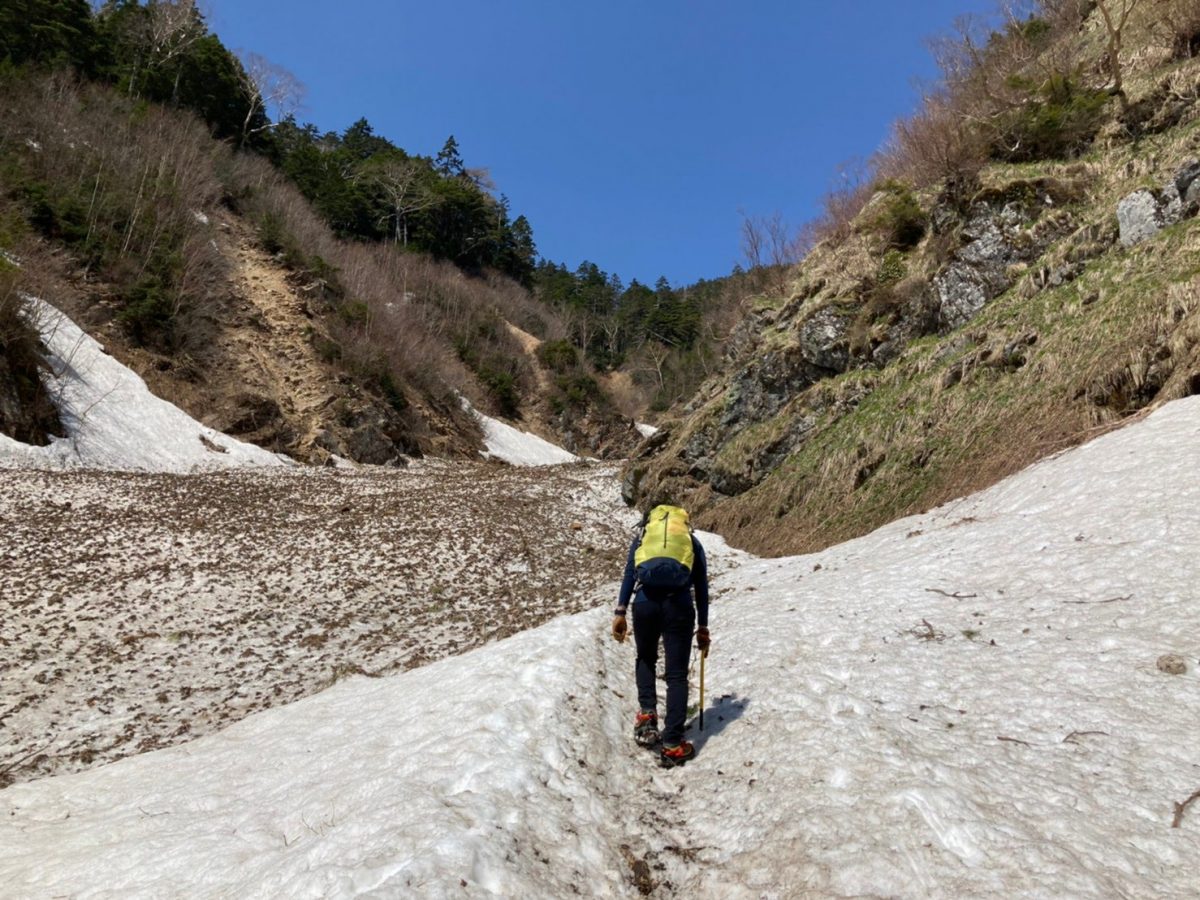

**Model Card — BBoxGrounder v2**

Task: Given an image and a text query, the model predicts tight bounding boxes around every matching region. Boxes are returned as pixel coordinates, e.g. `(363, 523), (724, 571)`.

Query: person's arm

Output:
(692, 538), (709, 627)
(616, 537), (638, 613)
(612, 538), (639, 643)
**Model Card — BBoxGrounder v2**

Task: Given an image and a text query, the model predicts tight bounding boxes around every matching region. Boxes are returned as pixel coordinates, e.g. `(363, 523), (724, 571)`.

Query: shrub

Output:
(868, 182), (927, 251)
(553, 373), (601, 410)
(993, 75), (1109, 162)
(877, 250), (908, 286)
(807, 160), (876, 246)
(312, 333), (342, 363)
(537, 338), (577, 373)
(0, 271), (62, 443)
(378, 370), (408, 412)
(117, 272), (177, 347)
(20, 181), (90, 249)
(1014, 16), (1052, 45)
(878, 96), (988, 193)
(337, 299), (370, 326)
(478, 365), (519, 417)
(256, 211), (288, 255)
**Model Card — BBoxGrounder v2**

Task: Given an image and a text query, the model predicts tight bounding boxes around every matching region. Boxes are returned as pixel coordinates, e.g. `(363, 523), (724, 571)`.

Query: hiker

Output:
(611, 503), (710, 767)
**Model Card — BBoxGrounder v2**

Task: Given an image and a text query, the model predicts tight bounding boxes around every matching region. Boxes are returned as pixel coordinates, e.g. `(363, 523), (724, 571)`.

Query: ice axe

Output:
(699, 648), (708, 732)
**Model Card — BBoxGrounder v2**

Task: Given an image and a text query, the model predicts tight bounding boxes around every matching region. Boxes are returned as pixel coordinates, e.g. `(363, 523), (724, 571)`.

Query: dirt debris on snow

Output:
(0, 460), (634, 786)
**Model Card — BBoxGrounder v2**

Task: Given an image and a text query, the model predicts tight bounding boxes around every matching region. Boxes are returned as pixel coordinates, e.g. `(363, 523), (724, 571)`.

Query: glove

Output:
(696, 626), (711, 654)
(612, 613), (628, 643)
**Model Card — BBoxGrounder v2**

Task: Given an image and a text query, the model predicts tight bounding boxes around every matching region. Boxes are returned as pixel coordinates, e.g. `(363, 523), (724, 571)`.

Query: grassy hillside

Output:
(632, 1), (1200, 554)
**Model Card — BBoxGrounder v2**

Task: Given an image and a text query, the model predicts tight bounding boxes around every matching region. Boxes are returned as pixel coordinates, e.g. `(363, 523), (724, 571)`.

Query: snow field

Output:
(3, 398), (1200, 895)
(461, 397), (579, 466)
(0, 545), (751, 898)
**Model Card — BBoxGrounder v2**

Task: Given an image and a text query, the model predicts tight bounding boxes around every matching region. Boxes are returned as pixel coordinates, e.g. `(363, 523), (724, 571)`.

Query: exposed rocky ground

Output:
(0, 461), (637, 787)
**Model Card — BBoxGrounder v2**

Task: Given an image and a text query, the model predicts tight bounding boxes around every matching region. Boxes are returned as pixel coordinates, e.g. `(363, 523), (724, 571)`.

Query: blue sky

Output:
(205, 1), (994, 287)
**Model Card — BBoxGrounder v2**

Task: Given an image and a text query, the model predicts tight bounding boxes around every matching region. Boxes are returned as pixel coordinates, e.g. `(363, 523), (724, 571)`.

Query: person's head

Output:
(639, 494), (682, 526)
(641, 494), (675, 515)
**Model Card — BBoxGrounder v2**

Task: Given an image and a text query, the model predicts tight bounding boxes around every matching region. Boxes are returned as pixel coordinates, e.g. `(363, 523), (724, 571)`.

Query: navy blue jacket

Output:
(616, 535), (709, 626)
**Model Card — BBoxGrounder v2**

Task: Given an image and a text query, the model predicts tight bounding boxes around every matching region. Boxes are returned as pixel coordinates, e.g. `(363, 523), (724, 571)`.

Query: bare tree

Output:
(739, 211), (806, 294)
(1097, 0), (1141, 109)
(642, 342), (672, 393)
(358, 158), (436, 245)
(465, 167), (497, 193)
(236, 51), (305, 148)
(879, 92), (988, 189)
(114, 0), (206, 100)
(599, 316), (623, 360)
(739, 211), (765, 272)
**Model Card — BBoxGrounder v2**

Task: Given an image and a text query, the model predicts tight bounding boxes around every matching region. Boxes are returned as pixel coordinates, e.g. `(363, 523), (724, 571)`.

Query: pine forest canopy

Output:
(0, 1), (555, 288)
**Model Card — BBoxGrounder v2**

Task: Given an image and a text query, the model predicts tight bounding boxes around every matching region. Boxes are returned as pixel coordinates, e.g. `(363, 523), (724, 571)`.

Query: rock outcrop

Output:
(643, 176), (1085, 506)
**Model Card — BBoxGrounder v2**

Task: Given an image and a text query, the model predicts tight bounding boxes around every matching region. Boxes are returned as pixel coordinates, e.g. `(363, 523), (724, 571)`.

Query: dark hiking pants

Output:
(632, 592), (696, 746)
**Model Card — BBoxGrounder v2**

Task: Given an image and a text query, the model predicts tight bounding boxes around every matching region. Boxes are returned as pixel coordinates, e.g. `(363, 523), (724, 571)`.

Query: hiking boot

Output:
(659, 741), (695, 768)
(634, 711), (660, 747)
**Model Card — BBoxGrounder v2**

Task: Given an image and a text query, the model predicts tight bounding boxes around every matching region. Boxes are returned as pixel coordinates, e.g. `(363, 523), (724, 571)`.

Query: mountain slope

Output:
(0, 67), (643, 468)
(4, 394), (1199, 897)
(629, 5), (1200, 556)
(0, 297), (286, 471)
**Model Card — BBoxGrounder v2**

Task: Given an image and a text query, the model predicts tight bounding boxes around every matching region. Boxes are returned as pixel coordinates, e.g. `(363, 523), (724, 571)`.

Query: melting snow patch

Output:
(461, 396), (577, 466)
(635, 421), (658, 438)
(0, 297), (289, 472)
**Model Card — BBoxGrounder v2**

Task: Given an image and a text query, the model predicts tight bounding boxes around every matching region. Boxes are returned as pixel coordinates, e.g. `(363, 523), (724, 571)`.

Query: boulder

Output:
(225, 394), (284, 436)
(708, 463), (754, 496)
(620, 466), (644, 507)
(797, 305), (852, 372)
(345, 422), (397, 465)
(1171, 157), (1200, 198)
(934, 263), (992, 330)
(1119, 189), (1168, 245)
(1117, 159), (1200, 246)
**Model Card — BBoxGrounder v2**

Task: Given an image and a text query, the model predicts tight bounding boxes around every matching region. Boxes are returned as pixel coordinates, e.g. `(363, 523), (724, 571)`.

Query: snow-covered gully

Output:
(3, 398), (1200, 895)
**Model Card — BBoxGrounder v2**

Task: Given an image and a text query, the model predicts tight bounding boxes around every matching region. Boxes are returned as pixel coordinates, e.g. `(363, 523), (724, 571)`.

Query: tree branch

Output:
(1172, 788), (1200, 828)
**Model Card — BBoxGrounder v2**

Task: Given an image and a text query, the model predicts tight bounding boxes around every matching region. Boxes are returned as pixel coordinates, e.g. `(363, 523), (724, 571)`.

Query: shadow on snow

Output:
(687, 693), (750, 754)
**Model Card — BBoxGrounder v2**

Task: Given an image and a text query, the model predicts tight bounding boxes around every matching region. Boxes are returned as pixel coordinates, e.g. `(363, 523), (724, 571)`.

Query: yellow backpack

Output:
(634, 505), (694, 590)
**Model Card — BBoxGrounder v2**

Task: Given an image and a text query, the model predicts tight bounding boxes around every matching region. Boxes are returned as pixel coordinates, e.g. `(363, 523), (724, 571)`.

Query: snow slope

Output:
(461, 397), (578, 466)
(0, 299), (286, 472)
(4, 399), (1200, 897)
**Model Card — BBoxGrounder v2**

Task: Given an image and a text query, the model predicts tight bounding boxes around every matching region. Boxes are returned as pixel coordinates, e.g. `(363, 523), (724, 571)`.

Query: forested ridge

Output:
(0, 0), (752, 457)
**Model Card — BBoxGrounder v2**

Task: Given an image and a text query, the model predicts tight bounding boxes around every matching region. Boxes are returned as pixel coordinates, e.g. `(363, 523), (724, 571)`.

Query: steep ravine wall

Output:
(629, 60), (1200, 556)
